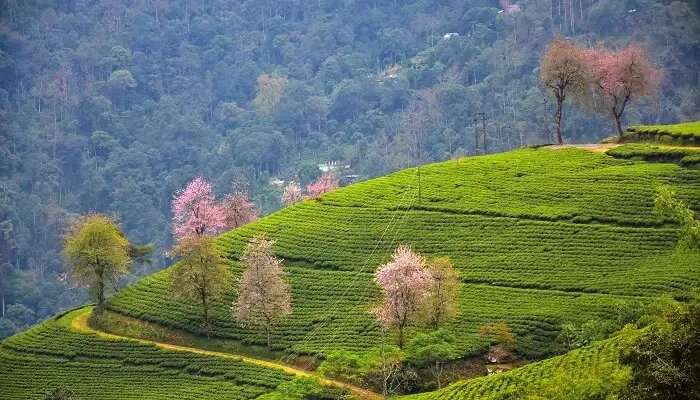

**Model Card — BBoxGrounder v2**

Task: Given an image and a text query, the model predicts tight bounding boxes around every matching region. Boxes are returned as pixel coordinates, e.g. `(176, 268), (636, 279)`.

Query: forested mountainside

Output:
(1, 0), (699, 336)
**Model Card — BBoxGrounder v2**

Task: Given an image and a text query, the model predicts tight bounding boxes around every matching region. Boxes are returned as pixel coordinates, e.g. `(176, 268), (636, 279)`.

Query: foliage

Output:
(373, 245), (432, 347)
(479, 321), (516, 362)
(317, 350), (367, 385)
(406, 330), (462, 389)
(169, 235), (231, 334)
(63, 214), (131, 307)
(233, 234), (292, 348)
(258, 377), (351, 400)
(557, 319), (620, 351)
(44, 388), (77, 400)
(620, 295), (700, 400)
(655, 186), (700, 251)
(254, 74), (288, 115)
(423, 257), (459, 329)
(401, 328), (639, 400)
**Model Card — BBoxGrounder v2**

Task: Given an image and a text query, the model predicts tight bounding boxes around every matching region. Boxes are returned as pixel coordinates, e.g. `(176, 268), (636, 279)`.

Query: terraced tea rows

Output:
(606, 143), (700, 167)
(106, 147), (700, 356)
(108, 263), (650, 355)
(0, 308), (295, 399)
(400, 329), (637, 400)
(623, 121), (700, 145)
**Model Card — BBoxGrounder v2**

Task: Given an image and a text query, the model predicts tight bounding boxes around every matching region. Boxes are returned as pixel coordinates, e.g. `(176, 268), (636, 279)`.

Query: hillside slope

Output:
(106, 147), (700, 356)
(0, 308), (296, 399)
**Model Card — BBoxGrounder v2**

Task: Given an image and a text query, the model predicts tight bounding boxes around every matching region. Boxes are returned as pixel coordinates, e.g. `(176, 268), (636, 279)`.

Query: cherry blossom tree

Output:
(281, 182), (304, 206)
(373, 245), (433, 348)
(540, 38), (589, 144)
(306, 173), (338, 199)
(221, 192), (257, 230)
(171, 176), (227, 240)
(233, 234), (292, 348)
(584, 45), (663, 136)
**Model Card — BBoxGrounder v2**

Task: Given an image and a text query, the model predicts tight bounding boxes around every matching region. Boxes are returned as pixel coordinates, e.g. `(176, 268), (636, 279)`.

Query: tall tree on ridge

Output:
(584, 45), (663, 137)
(540, 37), (589, 144)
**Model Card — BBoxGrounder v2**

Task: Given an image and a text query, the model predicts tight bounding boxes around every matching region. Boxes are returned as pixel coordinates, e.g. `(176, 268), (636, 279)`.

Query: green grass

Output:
(0, 308), (296, 399)
(399, 328), (639, 400)
(105, 148), (700, 357)
(623, 121), (700, 145)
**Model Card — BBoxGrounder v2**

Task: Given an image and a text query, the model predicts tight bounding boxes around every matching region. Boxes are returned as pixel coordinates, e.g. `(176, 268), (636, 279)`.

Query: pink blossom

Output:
(583, 45), (663, 135)
(306, 173), (338, 199)
(373, 245), (433, 347)
(172, 176), (227, 240)
(281, 182), (304, 205)
(221, 192), (257, 230)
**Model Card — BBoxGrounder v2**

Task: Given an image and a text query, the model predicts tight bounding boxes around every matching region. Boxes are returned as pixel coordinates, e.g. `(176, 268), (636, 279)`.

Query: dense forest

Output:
(1, 0), (699, 338)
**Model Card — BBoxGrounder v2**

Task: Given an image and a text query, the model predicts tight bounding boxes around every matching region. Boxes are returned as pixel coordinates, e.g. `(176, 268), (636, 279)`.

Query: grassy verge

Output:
(90, 309), (319, 369)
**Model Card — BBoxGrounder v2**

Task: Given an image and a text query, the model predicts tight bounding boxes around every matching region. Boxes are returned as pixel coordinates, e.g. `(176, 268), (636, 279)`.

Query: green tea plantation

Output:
(106, 148), (700, 356)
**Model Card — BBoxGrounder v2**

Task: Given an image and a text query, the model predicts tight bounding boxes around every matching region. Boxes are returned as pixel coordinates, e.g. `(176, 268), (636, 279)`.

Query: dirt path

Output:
(544, 143), (619, 153)
(69, 307), (381, 400)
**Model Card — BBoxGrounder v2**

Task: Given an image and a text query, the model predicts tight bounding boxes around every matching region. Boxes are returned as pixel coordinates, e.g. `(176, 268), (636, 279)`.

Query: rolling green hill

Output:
(105, 147), (700, 357)
(2, 145), (698, 398)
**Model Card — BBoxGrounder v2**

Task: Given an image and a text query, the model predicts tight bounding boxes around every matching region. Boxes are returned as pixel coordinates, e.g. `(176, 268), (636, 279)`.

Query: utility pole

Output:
(416, 124), (422, 204)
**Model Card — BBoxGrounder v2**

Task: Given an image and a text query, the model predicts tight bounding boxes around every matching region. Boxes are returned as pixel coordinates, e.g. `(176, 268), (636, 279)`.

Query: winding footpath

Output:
(69, 307), (381, 400)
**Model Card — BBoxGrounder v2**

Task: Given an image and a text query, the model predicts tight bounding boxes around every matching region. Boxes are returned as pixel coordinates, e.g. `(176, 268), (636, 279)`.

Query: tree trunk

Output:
(266, 325), (272, 348)
(397, 325), (405, 348)
(614, 114), (624, 137)
(96, 262), (105, 308)
(435, 361), (442, 389)
(554, 98), (564, 145)
(97, 279), (105, 307)
(201, 290), (210, 338)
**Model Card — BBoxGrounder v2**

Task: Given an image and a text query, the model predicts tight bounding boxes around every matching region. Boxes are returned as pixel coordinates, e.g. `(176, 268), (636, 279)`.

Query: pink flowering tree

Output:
(172, 176), (227, 241)
(373, 245), (433, 348)
(281, 182), (304, 206)
(306, 173), (338, 199)
(221, 192), (257, 230)
(584, 45), (663, 136)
